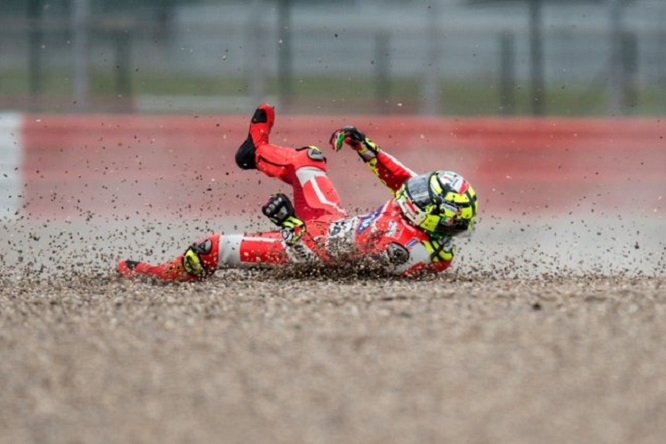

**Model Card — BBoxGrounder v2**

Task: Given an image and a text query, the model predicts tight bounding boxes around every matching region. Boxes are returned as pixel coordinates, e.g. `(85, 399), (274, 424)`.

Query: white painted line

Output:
(0, 113), (23, 218)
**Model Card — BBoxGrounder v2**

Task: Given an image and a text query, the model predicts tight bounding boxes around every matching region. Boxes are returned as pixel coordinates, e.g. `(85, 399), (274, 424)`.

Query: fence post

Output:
(248, 0), (266, 106)
(277, 0), (292, 110)
(115, 29), (133, 110)
(72, 0), (91, 112)
(621, 31), (638, 113)
(499, 31), (516, 115)
(375, 31), (390, 114)
(422, 0), (442, 115)
(608, 0), (625, 115)
(28, 0), (43, 109)
(528, 0), (545, 116)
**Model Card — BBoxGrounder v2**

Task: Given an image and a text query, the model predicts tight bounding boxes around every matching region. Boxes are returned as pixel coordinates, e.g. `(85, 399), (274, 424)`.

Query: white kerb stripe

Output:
(295, 167), (346, 214)
(0, 113), (23, 218)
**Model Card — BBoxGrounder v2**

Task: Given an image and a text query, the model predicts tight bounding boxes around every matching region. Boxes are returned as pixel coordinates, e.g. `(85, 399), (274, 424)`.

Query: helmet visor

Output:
(404, 173), (434, 210)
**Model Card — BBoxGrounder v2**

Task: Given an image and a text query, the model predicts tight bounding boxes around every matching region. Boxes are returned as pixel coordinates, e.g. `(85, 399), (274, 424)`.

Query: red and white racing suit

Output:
(122, 108), (454, 281)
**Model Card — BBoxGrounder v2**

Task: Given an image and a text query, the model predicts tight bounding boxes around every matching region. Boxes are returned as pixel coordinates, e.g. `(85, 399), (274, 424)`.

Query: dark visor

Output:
(405, 173), (435, 209)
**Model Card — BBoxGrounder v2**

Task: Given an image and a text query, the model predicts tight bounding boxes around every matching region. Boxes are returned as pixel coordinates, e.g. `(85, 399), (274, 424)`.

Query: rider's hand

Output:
(262, 193), (306, 246)
(279, 215), (306, 246)
(329, 126), (379, 159)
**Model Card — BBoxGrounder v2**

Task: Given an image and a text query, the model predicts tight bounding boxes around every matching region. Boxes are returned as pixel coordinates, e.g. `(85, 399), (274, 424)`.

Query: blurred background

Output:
(2, 6), (665, 443)
(1, 0), (665, 116)
(0, 0), (664, 277)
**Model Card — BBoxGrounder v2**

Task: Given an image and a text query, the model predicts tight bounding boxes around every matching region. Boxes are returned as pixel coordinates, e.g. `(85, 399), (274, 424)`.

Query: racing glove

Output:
(329, 126), (379, 162)
(262, 193), (306, 246)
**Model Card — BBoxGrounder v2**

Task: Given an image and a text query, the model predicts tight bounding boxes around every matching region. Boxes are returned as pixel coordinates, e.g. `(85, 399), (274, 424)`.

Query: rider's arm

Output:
(399, 238), (454, 276)
(330, 126), (416, 194)
(365, 150), (416, 194)
(401, 258), (452, 276)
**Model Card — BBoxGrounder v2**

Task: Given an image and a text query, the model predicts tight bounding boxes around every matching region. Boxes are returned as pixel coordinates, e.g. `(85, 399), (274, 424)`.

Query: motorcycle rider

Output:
(117, 104), (478, 281)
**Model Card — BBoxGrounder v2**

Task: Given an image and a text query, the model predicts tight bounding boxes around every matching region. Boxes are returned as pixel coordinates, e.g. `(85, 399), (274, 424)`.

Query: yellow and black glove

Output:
(422, 238), (454, 263)
(329, 126), (379, 161)
(262, 193), (306, 246)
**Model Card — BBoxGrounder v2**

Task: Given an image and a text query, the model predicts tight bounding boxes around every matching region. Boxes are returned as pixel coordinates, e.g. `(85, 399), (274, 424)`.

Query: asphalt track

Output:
(1, 213), (665, 443)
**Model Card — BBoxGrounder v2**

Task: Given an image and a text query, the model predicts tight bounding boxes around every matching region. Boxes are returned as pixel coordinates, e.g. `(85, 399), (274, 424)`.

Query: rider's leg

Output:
(256, 144), (346, 221)
(235, 104), (346, 221)
(117, 231), (289, 282)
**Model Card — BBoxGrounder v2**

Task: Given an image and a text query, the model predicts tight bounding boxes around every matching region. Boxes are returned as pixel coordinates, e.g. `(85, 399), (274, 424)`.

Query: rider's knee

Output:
(294, 145), (327, 172)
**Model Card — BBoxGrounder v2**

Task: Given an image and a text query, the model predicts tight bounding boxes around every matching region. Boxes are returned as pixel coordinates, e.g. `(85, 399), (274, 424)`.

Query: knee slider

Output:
(305, 146), (326, 162)
(294, 145), (327, 170)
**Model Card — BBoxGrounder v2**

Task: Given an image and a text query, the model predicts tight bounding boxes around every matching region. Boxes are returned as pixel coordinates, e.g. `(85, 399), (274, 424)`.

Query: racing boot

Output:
(235, 103), (275, 170)
(117, 258), (191, 281)
(117, 235), (220, 282)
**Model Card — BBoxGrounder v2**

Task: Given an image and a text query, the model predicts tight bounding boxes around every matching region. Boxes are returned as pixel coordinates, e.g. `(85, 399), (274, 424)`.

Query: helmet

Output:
(395, 171), (478, 238)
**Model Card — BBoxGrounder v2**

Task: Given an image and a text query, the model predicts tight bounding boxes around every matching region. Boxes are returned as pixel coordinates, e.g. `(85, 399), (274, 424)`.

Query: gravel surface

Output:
(1, 215), (665, 443)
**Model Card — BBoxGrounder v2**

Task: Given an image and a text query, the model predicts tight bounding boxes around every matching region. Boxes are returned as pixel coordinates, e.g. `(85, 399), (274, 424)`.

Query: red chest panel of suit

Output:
(353, 200), (428, 254)
(306, 199), (427, 260)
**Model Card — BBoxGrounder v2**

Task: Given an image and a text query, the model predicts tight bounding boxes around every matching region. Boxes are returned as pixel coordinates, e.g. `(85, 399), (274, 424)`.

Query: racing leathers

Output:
(116, 104), (454, 281)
